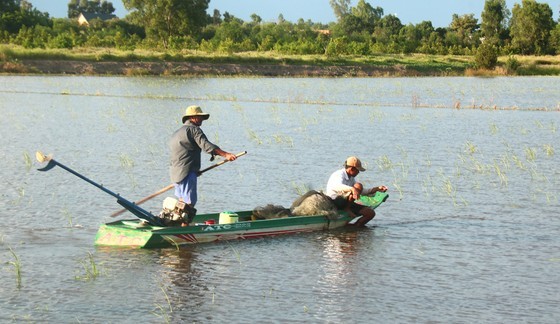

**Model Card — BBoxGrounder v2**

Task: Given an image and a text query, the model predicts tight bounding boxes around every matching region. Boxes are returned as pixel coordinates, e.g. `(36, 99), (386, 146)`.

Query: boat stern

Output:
(95, 220), (165, 248)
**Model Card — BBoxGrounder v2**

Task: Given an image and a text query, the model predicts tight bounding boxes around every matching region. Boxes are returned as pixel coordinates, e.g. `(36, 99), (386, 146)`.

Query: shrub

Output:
(257, 35), (275, 52)
(474, 43), (498, 69)
(198, 39), (216, 53)
(217, 38), (236, 54)
(505, 55), (520, 74)
(46, 32), (76, 49)
(347, 41), (369, 55)
(325, 37), (349, 57)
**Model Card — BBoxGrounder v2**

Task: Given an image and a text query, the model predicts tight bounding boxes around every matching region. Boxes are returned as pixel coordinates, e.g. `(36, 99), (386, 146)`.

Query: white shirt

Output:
(325, 168), (355, 200)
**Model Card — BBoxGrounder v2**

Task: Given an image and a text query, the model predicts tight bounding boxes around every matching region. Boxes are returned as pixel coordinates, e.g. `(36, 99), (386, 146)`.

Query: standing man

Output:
(326, 156), (388, 227)
(169, 105), (237, 225)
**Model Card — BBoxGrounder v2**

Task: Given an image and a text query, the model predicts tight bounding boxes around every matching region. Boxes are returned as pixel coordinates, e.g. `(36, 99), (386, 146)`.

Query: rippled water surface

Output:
(1, 76), (559, 323)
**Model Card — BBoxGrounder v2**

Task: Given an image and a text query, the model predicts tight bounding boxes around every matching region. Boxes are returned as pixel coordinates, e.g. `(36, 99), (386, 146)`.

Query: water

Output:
(1, 75), (559, 323)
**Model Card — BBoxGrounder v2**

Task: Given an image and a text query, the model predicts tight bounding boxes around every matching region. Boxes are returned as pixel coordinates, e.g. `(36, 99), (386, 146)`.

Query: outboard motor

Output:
(158, 197), (196, 226)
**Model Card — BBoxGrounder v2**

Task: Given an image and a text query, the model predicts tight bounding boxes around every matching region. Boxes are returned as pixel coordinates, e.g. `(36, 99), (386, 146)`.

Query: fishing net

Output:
(252, 204), (291, 220)
(251, 190), (338, 220)
(290, 190), (338, 219)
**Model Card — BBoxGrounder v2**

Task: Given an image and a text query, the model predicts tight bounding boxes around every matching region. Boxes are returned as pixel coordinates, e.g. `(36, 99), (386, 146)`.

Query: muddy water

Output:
(1, 76), (559, 323)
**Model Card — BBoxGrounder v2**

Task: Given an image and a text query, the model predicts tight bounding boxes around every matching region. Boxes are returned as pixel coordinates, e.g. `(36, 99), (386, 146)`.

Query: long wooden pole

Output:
(110, 151), (247, 217)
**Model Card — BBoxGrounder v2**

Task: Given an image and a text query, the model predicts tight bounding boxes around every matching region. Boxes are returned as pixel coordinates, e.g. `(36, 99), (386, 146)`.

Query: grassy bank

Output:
(1, 45), (559, 76)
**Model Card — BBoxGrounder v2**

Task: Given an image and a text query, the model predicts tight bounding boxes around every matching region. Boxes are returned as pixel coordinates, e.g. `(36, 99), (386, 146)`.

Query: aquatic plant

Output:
(211, 286), (216, 304)
(543, 144), (554, 156)
(489, 123), (499, 135)
(493, 161), (508, 186)
(119, 154), (135, 168)
(511, 154), (526, 170)
(395, 161), (409, 179)
(469, 156), (486, 174)
(545, 192), (558, 204)
(425, 154), (432, 167)
(369, 110), (385, 122)
(247, 129), (262, 144)
(23, 151), (32, 171)
(61, 207), (73, 227)
(548, 121), (557, 133)
(7, 246), (22, 288)
(75, 251), (101, 281)
(421, 174), (436, 195)
(535, 120), (544, 129)
(9, 186), (26, 206)
(212, 131), (220, 145)
(399, 113), (417, 121)
(525, 147), (537, 162)
(291, 182), (312, 196)
(376, 155), (393, 170)
(152, 285), (173, 324)
(106, 124), (117, 133)
(271, 134), (294, 147)
(226, 240), (241, 263)
(411, 94), (420, 107)
(117, 153), (139, 188)
(529, 166), (548, 183)
(465, 141), (477, 155)
(391, 180), (404, 199)
(442, 177), (455, 198)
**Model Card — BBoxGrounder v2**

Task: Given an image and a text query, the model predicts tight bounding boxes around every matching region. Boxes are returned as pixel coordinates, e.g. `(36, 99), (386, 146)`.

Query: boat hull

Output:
(95, 210), (352, 248)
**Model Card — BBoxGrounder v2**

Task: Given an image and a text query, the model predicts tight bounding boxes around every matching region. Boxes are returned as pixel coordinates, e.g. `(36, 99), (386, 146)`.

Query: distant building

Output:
(77, 12), (117, 26)
(316, 30), (331, 36)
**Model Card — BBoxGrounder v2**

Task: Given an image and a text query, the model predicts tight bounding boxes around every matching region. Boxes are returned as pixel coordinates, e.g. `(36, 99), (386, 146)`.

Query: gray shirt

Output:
(169, 120), (219, 183)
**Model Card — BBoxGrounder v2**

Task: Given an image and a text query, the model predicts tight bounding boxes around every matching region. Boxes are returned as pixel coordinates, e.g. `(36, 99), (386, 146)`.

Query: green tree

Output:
(398, 24), (421, 53)
(1, 0), (19, 13)
(510, 0), (555, 54)
(213, 19), (246, 44)
(334, 0), (383, 37)
(397, 21), (437, 54)
(123, 0), (209, 48)
(448, 13), (479, 47)
(481, 0), (509, 45)
(550, 24), (560, 54)
(1, 0), (51, 34)
(417, 29), (447, 55)
(210, 9), (221, 25)
(250, 14), (262, 25)
(329, 0), (351, 21)
(373, 14), (402, 49)
(351, 0), (382, 30)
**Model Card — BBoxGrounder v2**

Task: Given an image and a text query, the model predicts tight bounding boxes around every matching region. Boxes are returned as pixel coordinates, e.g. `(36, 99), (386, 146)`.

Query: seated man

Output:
(325, 156), (388, 226)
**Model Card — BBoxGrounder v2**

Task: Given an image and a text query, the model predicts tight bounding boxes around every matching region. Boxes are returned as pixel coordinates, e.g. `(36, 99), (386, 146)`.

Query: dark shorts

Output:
(331, 196), (365, 215)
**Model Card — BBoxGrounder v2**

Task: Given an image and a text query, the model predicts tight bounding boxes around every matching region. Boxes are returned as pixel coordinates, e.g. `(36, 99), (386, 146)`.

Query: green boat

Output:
(95, 191), (388, 248)
(95, 210), (351, 248)
(36, 151), (388, 249)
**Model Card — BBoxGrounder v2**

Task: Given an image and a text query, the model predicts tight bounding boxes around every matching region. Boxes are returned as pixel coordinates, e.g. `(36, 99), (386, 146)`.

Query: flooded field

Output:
(1, 75), (559, 323)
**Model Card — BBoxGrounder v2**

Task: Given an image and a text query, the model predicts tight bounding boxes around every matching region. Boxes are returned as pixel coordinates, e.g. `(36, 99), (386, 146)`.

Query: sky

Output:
(28, 0), (560, 28)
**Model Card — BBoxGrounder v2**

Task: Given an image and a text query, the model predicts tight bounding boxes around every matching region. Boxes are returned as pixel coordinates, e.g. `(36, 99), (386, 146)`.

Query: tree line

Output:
(1, 0), (559, 60)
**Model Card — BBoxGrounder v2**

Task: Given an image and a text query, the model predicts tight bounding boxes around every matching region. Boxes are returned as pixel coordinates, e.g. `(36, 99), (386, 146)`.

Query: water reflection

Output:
(157, 249), (199, 282)
(154, 248), (209, 315)
(311, 230), (365, 322)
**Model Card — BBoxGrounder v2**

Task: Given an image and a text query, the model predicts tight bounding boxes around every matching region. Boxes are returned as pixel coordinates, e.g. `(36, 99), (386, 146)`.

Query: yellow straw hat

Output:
(182, 105), (210, 123)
